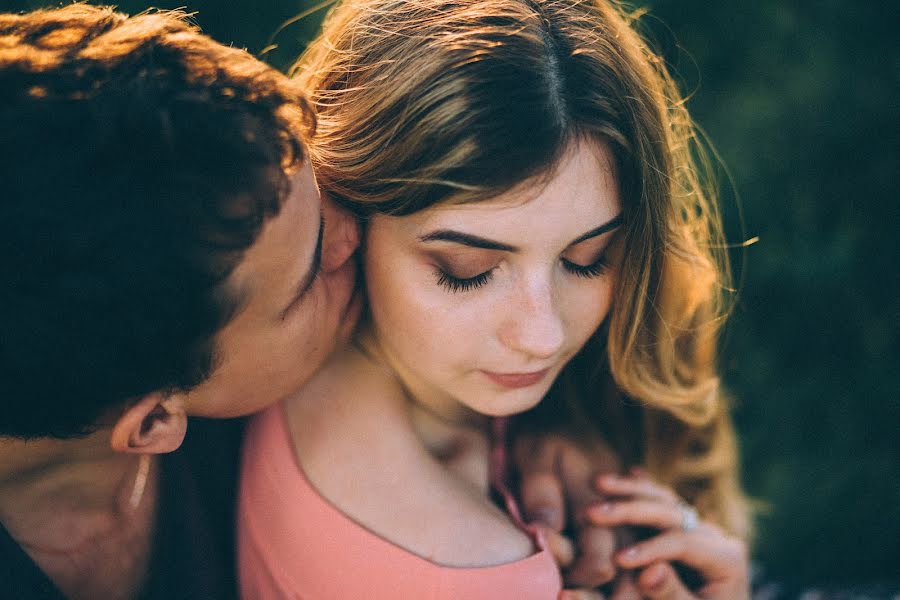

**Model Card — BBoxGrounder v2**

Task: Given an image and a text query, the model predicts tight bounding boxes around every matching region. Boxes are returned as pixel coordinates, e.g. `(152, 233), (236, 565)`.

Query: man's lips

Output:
(481, 368), (550, 389)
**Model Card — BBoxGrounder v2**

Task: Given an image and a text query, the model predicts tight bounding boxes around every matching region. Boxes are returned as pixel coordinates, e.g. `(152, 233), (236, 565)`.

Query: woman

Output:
(238, 1), (750, 597)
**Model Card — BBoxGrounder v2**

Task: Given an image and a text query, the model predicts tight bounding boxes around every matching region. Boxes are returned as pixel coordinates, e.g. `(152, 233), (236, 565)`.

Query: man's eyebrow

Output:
(280, 212), (324, 320)
(418, 212), (624, 252)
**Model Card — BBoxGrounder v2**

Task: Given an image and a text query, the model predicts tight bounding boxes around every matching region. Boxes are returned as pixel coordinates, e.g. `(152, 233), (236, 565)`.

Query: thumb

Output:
(539, 526), (575, 568)
(514, 435), (566, 531)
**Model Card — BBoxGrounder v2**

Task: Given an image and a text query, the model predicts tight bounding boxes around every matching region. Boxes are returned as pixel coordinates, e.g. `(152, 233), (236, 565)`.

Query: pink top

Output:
(238, 404), (562, 599)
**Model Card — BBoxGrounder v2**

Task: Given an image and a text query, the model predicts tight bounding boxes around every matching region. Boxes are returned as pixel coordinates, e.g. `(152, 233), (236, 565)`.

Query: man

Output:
(0, 6), (361, 598)
(0, 6), (619, 599)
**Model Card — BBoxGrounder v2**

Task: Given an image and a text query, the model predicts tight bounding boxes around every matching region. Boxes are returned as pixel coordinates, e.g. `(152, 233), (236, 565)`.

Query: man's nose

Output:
(320, 194), (360, 273)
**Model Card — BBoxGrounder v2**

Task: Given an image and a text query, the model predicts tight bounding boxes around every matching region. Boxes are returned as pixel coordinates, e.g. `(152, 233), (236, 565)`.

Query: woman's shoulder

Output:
(279, 347), (536, 569)
(282, 344), (402, 461)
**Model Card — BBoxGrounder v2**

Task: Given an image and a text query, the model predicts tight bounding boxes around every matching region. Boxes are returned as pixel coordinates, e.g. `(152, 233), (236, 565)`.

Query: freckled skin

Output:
(363, 139), (623, 424)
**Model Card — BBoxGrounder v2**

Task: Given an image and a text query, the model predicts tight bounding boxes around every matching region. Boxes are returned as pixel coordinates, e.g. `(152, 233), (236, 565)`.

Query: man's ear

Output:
(110, 393), (188, 454)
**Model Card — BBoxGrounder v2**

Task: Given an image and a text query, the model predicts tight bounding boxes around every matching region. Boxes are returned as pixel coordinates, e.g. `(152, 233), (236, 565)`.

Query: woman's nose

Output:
(320, 194), (360, 273)
(498, 279), (565, 360)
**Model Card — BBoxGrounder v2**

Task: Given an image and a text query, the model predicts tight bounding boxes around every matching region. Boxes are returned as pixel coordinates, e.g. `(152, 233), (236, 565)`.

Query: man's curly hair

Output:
(0, 5), (314, 438)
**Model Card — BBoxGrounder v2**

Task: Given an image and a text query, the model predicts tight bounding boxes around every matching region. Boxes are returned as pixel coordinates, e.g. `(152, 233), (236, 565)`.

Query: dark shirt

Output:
(0, 522), (64, 600)
(0, 417), (245, 600)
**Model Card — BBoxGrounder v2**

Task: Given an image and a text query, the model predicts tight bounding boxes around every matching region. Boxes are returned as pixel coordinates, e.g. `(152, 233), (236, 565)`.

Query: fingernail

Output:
(598, 473), (617, 485)
(529, 506), (560, 527)
(586, 502), (614, 522)
(617, 546), (639, 564)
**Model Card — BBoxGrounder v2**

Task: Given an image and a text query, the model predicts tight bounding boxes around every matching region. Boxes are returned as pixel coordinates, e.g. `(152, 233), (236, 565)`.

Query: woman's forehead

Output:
(385, 140), (621, 246)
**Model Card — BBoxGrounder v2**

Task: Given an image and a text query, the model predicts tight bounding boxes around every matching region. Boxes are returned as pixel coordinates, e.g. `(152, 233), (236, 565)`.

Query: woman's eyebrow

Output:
(418, 212), (624, 252)
(569, 213), (624, 245)
(418, 230), (515, 251)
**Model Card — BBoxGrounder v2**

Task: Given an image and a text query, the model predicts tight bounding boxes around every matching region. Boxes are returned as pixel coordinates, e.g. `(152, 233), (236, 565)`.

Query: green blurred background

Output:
(4, 0), (897, 593)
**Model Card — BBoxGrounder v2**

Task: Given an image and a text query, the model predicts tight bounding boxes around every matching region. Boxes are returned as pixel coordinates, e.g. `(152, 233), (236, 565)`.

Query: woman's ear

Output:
(110, 393), (188, 454)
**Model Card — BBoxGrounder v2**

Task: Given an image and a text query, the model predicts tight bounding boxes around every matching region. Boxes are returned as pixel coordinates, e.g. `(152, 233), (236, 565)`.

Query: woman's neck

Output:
(351, 331), (490, 459)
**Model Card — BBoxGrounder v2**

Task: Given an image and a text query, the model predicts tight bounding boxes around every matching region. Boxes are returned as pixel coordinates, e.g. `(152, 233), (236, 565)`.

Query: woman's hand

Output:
(513, 433), (622, 590)
(586, 470), (749, 600)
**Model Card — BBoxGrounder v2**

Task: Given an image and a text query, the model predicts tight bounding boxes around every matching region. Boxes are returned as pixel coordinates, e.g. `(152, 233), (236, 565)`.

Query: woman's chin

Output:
(465, 388), (550, 419)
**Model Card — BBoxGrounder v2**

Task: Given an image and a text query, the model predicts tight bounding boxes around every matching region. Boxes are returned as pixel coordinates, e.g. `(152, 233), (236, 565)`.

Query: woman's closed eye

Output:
(435, 266), (495, 292)
(435, 252), (611, 293)
(561, 253), (610, 278)
(561, 233), (619, 279)
(430, 251), (500, 293)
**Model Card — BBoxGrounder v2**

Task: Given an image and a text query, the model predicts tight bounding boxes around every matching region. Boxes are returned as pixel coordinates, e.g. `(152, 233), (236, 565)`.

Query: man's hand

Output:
(513, 432), (623, 591)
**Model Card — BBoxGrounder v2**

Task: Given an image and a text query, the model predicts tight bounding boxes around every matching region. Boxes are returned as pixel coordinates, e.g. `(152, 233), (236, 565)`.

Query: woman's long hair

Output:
(296, 0), (750, 538)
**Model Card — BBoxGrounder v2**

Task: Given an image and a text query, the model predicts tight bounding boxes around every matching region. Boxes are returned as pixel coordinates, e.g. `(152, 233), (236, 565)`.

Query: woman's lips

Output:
(481, 369), (550, 389)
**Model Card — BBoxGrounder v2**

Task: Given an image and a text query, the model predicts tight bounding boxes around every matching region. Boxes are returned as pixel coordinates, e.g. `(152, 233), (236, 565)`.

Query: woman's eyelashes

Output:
(435, 268), (495, 292)
(561, 253), (610, 278)
(434, 252), (610, 293)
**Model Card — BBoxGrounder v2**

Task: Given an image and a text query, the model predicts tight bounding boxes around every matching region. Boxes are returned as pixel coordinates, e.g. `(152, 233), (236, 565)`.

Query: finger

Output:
(551, 438), (620, 587)
(616, 530), (747, 582)
(521, 471), (567, 531)
(608, 570), (642, 600)
(636, 562), (695, 600)
(586, 499), (685, 530)
(565, 526), (617, 588)
(628, 466), (649, 478)
(595, 474), (679, 504)
(558, 438), (621, 527)
(514, 434), (566, 531)
(540, 527), (576, 568)
(558, 589), (607, 600)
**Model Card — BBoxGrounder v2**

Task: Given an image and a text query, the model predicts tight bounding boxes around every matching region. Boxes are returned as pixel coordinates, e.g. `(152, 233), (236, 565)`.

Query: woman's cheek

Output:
(568, 279), (615, 346)
(375, 273), (453, 359)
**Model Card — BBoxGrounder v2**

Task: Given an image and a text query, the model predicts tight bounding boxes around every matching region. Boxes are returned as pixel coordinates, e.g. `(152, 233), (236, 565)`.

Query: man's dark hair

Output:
(0, 5), (313, 438)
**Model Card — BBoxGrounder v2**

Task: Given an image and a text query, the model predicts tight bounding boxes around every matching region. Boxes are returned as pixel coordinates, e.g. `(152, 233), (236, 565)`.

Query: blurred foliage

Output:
(641, 1), (899, 589)
(3, 0), (897, 590)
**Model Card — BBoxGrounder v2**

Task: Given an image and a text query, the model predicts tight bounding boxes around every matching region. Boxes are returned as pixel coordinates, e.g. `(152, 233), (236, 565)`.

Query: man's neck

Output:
(0, 430), (159, 600)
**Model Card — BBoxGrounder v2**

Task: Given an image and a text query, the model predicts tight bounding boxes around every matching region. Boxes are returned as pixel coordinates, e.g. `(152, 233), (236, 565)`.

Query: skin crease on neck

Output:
(0, 161), (362, 600)
(286, 137), (624, 569)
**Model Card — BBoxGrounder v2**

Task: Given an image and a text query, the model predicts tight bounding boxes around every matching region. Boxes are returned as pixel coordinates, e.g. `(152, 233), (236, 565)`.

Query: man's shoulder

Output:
(0, 521), (67, 600)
